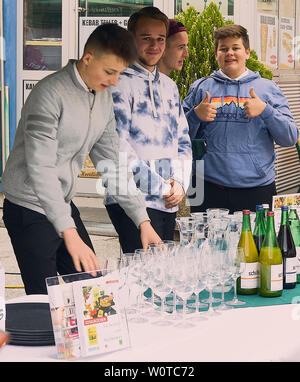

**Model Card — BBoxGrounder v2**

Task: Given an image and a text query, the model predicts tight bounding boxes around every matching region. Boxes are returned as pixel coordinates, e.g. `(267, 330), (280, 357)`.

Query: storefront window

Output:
(257, 0), (279, 69)
(279, 0), (295, 69)
(23, 0), (62, 71)
(176, 0), (234, 20)
(78, 0), (153, 17)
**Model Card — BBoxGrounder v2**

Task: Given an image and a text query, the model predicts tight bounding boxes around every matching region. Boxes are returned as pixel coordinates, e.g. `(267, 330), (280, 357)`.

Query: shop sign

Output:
(23, 80), (39, 105)
(78, 17), (129, 58)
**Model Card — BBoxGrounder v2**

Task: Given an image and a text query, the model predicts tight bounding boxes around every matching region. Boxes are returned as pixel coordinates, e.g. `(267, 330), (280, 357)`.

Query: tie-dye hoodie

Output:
(105, 62), (192, 213)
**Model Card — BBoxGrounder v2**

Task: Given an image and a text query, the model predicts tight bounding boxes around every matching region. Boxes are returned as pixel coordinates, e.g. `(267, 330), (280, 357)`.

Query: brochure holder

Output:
(46, 268), (130, 360)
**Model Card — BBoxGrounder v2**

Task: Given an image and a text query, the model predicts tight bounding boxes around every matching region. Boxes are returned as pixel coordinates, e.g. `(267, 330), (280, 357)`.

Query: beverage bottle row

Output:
(237, 205), (300, 297)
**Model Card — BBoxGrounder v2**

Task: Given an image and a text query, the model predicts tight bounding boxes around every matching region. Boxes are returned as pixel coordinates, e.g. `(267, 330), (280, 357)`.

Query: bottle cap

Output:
(242, 210), (250, 214)
(267, 211), (274, 216)
(281, 206), (288, 211)
(262, 204), (269, 208)
(256, 205), (263, 210)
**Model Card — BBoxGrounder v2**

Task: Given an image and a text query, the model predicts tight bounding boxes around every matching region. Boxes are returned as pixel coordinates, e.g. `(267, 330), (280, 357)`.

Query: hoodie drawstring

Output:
(149, 72), (158, 118)
(159, 80), (167, 114)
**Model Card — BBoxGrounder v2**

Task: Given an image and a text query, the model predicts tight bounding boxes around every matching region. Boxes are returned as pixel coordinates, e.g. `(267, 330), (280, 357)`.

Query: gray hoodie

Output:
(2, 60), (149, 235)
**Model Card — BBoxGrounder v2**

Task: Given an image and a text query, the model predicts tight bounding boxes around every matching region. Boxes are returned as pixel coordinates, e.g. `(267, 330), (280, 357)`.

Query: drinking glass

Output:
(187, 245), (208, 319)
(206, 208), (229, 222)
(191, 213), (208, 249)
(150, 256), (172, 325)
(201, 241), (222, 316)
(173, 248), (198, 327)
(125, 253), (148, 323)
(175, 217), (195, 246)
(226, 247), (246, 306)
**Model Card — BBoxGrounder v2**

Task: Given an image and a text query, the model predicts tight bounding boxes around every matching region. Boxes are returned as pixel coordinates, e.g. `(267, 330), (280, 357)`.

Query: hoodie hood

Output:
(210, 69), (260, 83)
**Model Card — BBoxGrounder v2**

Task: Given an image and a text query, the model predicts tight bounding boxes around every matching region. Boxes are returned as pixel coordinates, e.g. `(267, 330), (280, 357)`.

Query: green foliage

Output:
(170, 3), (273, 100)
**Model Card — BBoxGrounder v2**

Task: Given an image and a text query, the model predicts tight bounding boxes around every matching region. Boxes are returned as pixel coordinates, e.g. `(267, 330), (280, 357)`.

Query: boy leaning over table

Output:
(183, 24), (299, 214)
(1, 24), (161, 295)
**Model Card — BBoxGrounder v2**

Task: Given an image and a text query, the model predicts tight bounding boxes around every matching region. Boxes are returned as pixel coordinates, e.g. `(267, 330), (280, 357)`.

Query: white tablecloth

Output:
(1, 294), (300, 362)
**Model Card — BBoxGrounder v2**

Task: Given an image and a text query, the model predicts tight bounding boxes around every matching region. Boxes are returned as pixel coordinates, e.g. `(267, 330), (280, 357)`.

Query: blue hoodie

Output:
(183, 69), (299, 188)
(105, 63), (192, 213)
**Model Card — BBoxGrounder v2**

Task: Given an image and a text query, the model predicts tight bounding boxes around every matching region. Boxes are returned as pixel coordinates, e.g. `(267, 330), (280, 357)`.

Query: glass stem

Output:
(232, 277), (238, 301)
(208, 288), (214, 312)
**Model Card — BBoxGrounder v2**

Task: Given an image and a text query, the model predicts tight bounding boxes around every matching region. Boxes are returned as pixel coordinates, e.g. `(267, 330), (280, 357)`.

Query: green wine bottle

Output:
(253, 205), (266, 254)
(277, 206), (296, 289)
(259, 211), (283, 297)
(237, 210), (259, 295)
(288, 206), (300, 283)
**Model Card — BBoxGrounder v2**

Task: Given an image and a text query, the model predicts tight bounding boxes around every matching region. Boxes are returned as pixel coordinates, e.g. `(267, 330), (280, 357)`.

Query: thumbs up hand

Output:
(244, 87), (267, 118)
(194, 91), (217, 122)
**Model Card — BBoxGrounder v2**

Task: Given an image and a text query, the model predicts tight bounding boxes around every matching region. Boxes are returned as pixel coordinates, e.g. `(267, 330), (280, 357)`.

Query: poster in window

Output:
(279, 16), (295, 69)
(257, 13), (278, 69)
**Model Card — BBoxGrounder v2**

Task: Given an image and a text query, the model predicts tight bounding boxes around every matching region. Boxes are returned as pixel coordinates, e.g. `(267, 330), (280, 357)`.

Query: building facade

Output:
(1, 0), (299, 194)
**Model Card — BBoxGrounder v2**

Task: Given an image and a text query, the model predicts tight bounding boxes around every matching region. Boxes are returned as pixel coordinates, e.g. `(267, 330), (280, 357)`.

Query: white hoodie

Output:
(106, 62), (192, 213)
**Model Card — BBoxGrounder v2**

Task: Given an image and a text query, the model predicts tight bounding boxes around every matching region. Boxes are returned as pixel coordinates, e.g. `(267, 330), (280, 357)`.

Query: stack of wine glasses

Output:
(105, 209), (246, 325)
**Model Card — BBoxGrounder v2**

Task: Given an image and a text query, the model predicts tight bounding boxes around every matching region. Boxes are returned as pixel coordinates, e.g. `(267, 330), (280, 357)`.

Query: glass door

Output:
(77, 0), (154, 183)
(23, 0), (62, 71)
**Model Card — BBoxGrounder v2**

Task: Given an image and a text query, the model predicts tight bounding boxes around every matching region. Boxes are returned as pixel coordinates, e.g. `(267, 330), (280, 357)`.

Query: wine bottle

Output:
(277, 206), (296, 289)
(253, 205), (266, 254)
(237, 210), (259, 295)
(259, 211), (283, 297)
(288, 206), (300, 283)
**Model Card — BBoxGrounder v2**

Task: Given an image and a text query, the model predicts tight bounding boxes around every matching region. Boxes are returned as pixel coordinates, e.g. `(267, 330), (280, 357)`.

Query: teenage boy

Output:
(2, 24), (161, 294)
(183, 24), (298, 213)
(158, 19), (189, 76)
(105, 7), (192, 253)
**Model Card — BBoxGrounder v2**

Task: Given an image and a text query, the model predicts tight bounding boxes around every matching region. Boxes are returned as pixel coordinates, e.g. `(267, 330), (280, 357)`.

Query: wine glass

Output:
(175, 217), (195, 246)
(187, 245), (208, 320)
(201, 241), (222, 316)
(173, 248), (198, 327)
(150, 255), (173, 325)
(226, 247), (246, 307)
(191, 213), (208, 249)
(125, 253), (148, 323)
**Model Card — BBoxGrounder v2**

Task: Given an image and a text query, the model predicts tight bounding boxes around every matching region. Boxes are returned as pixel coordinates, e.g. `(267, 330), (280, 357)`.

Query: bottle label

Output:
(270, 264), (283, 291)
(285, 257), (297, 284)
(296, 247), (300, 275)
(240, 262), (259, 289)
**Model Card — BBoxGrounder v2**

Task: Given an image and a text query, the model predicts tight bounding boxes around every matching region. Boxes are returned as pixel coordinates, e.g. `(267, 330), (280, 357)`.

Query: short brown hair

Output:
(214, 24), (250, 51)
(84, 23), (137, 65)
(128, 6), (169, 36)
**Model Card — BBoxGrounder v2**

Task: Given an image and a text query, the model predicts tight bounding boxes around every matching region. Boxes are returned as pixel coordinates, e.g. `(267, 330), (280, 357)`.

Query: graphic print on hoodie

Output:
(106, 63), (192, 213)
(183, 69), (298, 189)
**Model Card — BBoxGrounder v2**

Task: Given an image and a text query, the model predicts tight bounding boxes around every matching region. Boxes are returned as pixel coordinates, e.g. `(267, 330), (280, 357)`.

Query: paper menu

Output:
(46, 270), (130, 360)
(72, 272), (130, 357)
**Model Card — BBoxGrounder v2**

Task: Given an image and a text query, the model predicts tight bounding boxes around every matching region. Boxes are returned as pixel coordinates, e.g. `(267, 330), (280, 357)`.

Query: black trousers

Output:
(3, 199), (94, 295)
(105, 204), (176, 254)
(190, 180), (277, 214)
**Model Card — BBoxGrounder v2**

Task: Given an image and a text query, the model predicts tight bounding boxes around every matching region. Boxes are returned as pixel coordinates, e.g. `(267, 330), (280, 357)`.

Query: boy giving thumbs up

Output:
(183, 24), (298, 213)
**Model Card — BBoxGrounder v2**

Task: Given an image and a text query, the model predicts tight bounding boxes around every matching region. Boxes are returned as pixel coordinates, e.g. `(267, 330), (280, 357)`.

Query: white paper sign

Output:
(257, 13), (278, 69)
(79, 17), (129, 58)
(279, 16), (295, 69)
